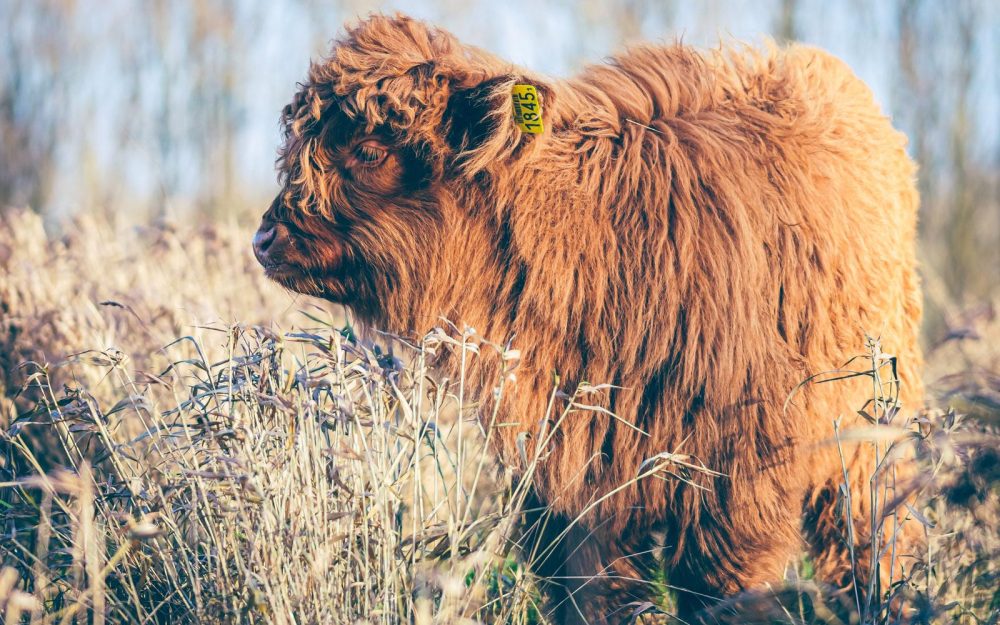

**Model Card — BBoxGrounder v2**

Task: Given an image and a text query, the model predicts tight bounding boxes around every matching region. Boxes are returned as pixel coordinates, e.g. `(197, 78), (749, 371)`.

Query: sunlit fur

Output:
(258, 14), (923, 623)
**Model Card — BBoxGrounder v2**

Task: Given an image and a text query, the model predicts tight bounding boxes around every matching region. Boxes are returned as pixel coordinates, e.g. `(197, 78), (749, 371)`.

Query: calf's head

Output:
(253, 14), (553, 329)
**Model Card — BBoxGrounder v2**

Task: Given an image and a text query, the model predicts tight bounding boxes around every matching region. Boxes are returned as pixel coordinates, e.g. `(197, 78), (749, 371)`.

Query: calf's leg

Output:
(521, 492), (661, 625)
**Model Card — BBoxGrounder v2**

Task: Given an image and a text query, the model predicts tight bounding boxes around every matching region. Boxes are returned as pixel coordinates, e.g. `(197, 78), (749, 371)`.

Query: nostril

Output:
(253, 226), (277, 259)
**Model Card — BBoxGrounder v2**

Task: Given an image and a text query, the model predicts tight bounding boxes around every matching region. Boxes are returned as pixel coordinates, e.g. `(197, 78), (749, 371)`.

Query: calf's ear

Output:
(443, 73), (554, 177)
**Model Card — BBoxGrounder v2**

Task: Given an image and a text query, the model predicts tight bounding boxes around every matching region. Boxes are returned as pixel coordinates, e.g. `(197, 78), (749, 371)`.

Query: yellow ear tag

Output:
(511, 84), (544, 134)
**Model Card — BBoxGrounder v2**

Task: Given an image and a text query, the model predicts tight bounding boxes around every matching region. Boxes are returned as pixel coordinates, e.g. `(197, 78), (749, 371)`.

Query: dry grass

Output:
(1, 207), (997, 624)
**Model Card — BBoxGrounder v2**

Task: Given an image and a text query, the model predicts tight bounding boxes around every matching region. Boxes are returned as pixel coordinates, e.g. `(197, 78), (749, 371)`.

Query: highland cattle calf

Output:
(254, 14), (923, 623)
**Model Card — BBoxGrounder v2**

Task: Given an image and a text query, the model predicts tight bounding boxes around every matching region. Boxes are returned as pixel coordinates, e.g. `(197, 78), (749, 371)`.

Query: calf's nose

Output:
(253, 225), (277, 262)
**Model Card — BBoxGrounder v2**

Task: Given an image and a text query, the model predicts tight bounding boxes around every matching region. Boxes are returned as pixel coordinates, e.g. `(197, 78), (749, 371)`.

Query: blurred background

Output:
(1, 0), (998, 335)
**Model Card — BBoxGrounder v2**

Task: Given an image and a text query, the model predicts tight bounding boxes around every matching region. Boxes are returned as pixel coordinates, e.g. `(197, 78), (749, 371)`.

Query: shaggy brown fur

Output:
(253, 14), (923, 623)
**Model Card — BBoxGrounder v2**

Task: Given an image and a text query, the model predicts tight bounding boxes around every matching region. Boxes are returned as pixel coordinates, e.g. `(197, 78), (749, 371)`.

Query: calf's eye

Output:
(354, 140), (387, 166)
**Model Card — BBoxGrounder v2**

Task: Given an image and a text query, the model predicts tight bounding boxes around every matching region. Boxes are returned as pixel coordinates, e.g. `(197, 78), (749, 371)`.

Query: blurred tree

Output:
(944, 1), (980, 300)
(776, 0), (798, 42)
(0, 2), (68, 210)
(892, 0), (998, 330)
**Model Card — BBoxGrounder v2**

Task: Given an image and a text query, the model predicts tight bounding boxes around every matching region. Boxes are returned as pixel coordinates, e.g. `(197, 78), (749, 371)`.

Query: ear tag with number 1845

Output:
(511, 84), (544, 134)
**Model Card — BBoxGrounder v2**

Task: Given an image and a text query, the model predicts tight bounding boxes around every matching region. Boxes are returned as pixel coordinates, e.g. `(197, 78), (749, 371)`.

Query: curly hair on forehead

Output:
(275, 15), (454, 215)
(254, 13), (924, 624)
(276, 14), (557, 218)
(280, 21), (467, 164)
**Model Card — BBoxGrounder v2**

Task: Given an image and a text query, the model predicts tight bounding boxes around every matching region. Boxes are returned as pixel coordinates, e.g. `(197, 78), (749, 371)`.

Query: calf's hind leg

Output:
(520, 492), (662, 625)
(667, 475), (805, 621)
(804, 446), (924, 614)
